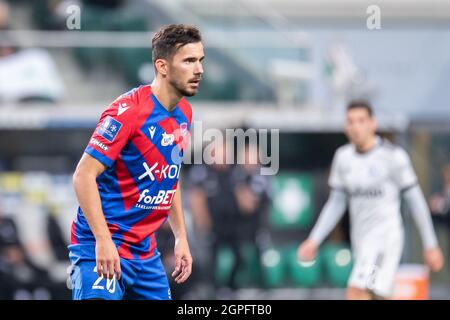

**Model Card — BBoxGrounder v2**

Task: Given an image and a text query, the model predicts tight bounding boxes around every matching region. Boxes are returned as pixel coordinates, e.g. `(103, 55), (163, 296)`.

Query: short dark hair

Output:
(151, 24), (202, 64)
(347, 100), (374, 117)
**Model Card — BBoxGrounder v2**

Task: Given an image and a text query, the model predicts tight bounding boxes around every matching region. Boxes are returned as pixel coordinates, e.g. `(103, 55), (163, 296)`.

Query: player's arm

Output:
(298, 189), (348, 261)
(168, 181), (192, 284)
(299, 149), (347, 261)
(394, 148), (444, 272)
(73, 153), (121, 280)
(74, 96), (136, 280)
(403, 185), (438, 249)
(403, 185), (444, 272)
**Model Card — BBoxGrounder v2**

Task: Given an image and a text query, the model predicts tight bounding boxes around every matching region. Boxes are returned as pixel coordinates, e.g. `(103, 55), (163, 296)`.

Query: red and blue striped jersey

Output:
(70, 85), (192, 260)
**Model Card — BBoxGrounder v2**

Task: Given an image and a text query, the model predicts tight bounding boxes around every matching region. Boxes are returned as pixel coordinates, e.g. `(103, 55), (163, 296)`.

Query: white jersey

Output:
(309, 136), (438, 297)
(329, 137), (417, 246)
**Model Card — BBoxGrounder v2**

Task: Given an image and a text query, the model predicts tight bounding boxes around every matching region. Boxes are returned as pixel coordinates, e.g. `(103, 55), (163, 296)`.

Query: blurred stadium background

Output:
(1, 0), (450, 300)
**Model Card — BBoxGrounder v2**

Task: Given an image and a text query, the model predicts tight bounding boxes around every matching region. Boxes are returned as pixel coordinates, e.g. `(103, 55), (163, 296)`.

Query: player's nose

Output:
(194, 61), (204, 75)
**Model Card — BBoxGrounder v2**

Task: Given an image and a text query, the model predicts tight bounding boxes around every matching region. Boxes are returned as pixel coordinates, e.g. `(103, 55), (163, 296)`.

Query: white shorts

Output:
(348, 231), (404, 298)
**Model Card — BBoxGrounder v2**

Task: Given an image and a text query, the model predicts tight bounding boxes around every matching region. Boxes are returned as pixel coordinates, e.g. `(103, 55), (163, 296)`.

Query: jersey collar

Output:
(150, 93), (180, 117)
(355, 135), (382, 155)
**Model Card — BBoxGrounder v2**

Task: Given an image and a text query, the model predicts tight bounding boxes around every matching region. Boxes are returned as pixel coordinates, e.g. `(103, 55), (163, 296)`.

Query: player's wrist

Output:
(174, 233), (188, 242)
(423, 242), (439, 251)
(94, 233), (113, 242)
(424, 245), (439, 253)
(307, 237), (320, 248)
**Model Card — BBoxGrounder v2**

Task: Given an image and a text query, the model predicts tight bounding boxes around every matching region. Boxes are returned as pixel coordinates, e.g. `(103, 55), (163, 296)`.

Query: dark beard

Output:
(179, 88), (196, 97)
(170, 79), (197, 97)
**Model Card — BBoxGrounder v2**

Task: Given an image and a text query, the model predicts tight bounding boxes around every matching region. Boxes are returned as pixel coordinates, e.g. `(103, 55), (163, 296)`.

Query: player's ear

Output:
(154, 58), (168, 76)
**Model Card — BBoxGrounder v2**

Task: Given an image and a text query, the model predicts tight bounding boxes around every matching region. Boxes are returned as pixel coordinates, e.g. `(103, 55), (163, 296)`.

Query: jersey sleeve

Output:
(85, 97), (138, 167)
(391, 147), (418, 191)
(328, 150), (345, 190)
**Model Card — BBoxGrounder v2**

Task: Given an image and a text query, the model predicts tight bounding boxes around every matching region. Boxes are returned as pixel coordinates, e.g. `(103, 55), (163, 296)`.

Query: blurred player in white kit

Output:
(298, 100), (444, 300)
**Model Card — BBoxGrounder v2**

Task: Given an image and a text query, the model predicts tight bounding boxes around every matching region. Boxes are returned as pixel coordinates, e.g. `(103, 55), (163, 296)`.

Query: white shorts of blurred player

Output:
(348, 230), (404, 298)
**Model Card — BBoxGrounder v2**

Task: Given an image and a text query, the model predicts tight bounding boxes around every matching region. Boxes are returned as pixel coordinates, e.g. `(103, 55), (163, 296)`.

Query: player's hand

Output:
(297, 239), (319, 262)
(172, 237), (192, 284)
(95, 237), (121, 280)
(424, 247), (444, 273)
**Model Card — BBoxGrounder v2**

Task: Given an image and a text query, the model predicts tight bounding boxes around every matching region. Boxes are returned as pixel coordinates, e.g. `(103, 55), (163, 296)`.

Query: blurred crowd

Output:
(0, 0), (149, 105)
(0, 0), (64, 104)
(0, 204), (70, 299)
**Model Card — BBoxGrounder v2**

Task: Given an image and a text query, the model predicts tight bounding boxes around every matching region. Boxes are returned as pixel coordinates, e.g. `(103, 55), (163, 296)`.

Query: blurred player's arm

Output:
(168, 181), (192, 284)
(394, 148), (444, 272)
(403, 185), (444, 272)
(309, 189), (348, 245)
(73, 153), (121, 280)
(403, 185), (438, 249)
(299, 189), (348, 261)
(299, 149), (348, 261)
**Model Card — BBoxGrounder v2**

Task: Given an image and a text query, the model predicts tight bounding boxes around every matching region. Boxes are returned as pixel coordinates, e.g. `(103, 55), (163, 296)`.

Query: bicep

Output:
(85, 98), (137, 167)
(328, 188), (348, 207)
(328, 152), (344, 189)
(392, 148), (418, 190)
(75, 152), (107, 178)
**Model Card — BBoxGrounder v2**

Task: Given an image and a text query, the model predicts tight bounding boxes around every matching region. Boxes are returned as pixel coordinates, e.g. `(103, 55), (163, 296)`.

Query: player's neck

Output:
(150, 79), (182, 112)
(355, 136), (377, 154)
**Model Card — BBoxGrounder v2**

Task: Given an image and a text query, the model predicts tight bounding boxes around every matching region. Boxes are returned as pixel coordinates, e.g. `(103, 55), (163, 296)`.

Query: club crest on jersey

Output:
(161, 132), (175, 146)
(96, 116), (122, 142)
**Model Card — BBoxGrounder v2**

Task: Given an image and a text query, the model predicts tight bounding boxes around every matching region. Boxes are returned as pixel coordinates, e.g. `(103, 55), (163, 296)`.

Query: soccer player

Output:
(297, 100), (444, 300)
(68, 24), (204, 300)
